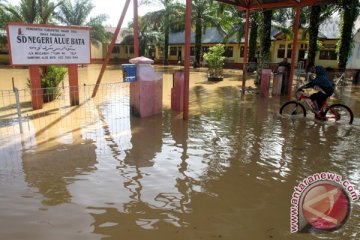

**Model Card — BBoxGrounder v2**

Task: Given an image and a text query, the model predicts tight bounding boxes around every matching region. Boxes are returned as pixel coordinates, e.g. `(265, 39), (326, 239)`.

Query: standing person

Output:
(297, 65), (335, 119)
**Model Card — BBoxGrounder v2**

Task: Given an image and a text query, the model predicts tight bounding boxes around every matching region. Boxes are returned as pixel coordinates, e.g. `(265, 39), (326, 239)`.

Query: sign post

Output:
(6, 23), (90, 109)
(28, 66), (43, 109)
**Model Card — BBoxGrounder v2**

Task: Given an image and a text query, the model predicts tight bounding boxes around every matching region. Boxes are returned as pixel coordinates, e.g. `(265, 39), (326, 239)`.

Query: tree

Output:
(303, 5), (337, 70)
(56, 0), (111, 44)
(192, 0), (223, 67)
(337, 0), (359, 70)
(140, 0), (185, 65)
(38, 0), (61, 24)
(4, 0), (64, 101)
(260, 10), (272, 63)
(248, 12), (259, 63)
(4, 0), (38, 23)
(126, 14), (163, 57)
(56, 0), (92, 25)
(217, 4), (245, 45)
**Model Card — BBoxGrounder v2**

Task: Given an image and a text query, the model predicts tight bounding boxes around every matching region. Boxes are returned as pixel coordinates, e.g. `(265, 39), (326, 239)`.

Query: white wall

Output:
(347, 29), (360, 70)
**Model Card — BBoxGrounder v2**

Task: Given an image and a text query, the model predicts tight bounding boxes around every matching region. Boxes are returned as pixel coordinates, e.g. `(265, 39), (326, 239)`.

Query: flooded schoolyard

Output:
(0, 65), (359, 239)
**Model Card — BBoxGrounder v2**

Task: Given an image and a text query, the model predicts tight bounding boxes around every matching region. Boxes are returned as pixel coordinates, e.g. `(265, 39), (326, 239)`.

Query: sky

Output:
(10, 0), (164, 27)
(90, 0), (163, 27)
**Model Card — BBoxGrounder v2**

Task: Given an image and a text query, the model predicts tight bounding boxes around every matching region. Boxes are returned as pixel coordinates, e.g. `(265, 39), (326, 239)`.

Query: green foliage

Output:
(3, 0), (60, 24)
(40, 66), (67, 102)
(260, 10), (272, 63)
(192, 0), (223, 67)
(203, 44), (225, 79)
(248, 12), (259, 63)
(139, 0), (185, 65)
(27, 66), (67, 102)
(40, 66), (66, 88)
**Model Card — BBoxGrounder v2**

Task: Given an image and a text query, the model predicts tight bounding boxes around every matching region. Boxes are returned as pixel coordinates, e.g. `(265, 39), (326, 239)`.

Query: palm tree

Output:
(337, 0), (359, 70)
(56, 0), (111, 44)
(126, 14), (163, 57)
(56, 0), (92, 25)
(307, 6), (322, 70)
(192, 0), (223, 67)
(248, 12), (259, 63)
(217, 4), (245, 45)
(4, 0), (38, 23)
(4, 0), (64, 101)
(260, 10), (272, 63)
(38, 0), (61, 24)
(140, 0), (185, 65)
(304, 5), (337, 70)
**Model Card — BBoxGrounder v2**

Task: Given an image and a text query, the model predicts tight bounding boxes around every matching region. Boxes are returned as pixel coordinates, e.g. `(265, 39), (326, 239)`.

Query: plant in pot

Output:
(203, 44), (225, 81)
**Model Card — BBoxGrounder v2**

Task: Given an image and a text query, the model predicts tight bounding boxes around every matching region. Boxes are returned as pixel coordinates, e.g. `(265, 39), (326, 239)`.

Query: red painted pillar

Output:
(183, 0), (192, 120)
(29, 65), (43, 110)
(242, 8), (250, 93)
(288, 4), (301, 99)
(133, 0), (139, 57)
(68, 65), (79, 106)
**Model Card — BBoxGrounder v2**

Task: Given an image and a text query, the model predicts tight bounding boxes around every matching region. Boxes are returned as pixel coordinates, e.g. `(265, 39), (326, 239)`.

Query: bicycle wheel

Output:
(280, 101), (307, 118)
(324, 104), (354, 124)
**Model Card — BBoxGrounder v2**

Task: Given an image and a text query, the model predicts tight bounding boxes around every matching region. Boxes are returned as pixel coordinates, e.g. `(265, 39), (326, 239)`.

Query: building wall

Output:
(347, 30), (360, 70)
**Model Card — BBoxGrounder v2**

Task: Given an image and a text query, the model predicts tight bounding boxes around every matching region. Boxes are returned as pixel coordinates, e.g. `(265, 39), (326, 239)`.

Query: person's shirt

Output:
(303, 66), (335, 95)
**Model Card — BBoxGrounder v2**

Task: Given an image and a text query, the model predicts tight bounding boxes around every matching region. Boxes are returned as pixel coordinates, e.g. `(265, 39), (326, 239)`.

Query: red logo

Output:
(301, 183), (350, 231)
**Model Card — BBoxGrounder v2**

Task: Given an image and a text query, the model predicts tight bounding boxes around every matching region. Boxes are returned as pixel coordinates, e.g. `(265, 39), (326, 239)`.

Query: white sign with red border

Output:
(7, 23), (91, 65)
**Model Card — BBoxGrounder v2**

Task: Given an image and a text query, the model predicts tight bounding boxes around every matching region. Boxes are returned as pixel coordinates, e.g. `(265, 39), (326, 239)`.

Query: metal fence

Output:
(0, 82), (130, 138)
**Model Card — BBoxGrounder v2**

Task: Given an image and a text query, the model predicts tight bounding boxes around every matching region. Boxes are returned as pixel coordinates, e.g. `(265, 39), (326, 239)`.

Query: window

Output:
(170, 47), (177, 56)
(224, 46), (233, 58)
(356, 46), (360, 59)
(190, 47), (195, 56)
(126, 46), (134, 54)
(287, 50), (292, 58)
(112, 46), (120, 54)
(287, 43), (292, 49)
(277, 49), (285, 58)
(240, 46), (245, 58)
(319, 50), (337, 60)
(202, 46), (209, 53)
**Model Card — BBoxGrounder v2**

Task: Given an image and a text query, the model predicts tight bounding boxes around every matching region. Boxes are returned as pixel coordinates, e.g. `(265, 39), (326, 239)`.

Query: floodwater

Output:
(0, 65), (359, 239)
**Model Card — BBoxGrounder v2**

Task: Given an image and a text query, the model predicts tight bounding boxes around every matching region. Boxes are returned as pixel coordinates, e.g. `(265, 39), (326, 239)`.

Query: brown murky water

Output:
(0, 65), (359, 239)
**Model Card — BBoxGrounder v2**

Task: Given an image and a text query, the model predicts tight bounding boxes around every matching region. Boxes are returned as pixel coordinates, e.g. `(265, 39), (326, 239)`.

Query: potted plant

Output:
(203, 44), (225, 81)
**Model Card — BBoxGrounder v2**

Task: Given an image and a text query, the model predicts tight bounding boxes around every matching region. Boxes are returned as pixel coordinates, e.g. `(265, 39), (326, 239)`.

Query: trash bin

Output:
(122, 64), (137, 82)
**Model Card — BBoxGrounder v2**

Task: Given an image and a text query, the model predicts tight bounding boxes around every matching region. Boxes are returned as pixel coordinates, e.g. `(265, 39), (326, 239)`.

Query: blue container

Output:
(122, 64), (137, 82)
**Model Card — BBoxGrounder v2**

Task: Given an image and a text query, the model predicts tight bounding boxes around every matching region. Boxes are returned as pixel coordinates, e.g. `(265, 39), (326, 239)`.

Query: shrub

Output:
(28, 66), (67, 103)
(203, 44), (225, 80)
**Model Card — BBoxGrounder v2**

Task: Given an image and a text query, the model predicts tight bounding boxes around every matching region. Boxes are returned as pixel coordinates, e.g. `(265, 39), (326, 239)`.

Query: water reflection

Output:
(0, 66), (359, 239)
(22, 140), (97, 206)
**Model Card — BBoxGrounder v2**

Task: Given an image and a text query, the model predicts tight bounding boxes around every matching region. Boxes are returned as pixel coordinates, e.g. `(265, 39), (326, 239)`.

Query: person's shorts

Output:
(310, 91), (328, 107)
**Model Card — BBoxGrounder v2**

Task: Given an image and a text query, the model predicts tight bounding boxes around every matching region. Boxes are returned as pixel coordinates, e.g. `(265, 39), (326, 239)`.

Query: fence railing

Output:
(0, 82), (130, 138)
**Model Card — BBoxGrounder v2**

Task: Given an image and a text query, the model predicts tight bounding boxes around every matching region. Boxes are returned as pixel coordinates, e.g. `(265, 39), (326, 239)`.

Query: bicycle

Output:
(279, 90), (354, 124)
(334, 72), (349, 87)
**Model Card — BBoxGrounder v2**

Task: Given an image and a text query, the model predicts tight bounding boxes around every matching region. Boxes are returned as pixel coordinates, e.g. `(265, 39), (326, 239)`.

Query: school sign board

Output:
(7, 23), (91, 65)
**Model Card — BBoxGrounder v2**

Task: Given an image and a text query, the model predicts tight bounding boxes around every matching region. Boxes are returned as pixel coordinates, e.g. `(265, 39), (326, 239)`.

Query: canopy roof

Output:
(215, 0), (336, 10)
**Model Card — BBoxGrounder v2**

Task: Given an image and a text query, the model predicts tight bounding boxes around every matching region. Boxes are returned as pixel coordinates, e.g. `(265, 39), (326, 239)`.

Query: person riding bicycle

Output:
(297, 65), (335, 119)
